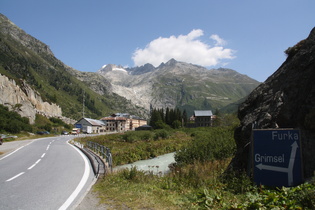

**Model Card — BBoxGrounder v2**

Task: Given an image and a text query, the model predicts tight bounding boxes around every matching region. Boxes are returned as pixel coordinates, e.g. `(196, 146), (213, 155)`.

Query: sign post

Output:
(252, 129), (303, 187)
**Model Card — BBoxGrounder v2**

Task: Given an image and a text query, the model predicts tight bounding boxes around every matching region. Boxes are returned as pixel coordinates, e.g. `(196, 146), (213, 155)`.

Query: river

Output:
(113, 152), (176, 175)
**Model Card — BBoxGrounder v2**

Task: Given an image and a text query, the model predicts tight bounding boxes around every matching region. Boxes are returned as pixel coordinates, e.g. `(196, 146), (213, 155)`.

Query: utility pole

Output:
(82, 90), (85, 118)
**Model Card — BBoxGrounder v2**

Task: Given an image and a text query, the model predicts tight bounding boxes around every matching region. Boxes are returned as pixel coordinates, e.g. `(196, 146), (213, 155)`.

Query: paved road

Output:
(0, 136), (95, 210)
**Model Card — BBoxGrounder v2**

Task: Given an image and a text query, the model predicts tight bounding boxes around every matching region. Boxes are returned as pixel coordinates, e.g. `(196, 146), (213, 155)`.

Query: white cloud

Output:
(132, 29), (235, 67)
(210, 34), (227, 46)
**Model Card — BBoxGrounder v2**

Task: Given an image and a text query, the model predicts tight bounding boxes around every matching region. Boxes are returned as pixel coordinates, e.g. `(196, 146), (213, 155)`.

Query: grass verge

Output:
(75, 127), (315, 209)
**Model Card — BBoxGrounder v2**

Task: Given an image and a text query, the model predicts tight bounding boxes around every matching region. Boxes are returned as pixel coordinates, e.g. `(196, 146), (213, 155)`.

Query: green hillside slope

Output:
(0, 14), (144, 120)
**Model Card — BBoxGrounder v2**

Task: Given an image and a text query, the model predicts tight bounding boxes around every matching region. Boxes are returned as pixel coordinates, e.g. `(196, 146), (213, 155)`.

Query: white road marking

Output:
(41, 153), (46, 158)
(46, 145), (50, 151)
(28, 163), (36, 170)
(27, 163), (36, 170)
(6, 172), (25, 182)
(58, 141), (90, 210)
(0, 141), (35, 161)
(28, 159), (41, 170)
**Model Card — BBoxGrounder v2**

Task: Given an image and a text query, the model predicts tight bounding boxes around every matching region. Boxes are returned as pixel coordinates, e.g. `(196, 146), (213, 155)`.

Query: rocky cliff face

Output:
(0, 73), (62, 124)
(230, 27), (315, 179)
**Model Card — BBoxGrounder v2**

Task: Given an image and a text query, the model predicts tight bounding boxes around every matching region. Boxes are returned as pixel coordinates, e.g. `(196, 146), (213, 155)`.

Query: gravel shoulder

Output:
(75, 188), (109, 210)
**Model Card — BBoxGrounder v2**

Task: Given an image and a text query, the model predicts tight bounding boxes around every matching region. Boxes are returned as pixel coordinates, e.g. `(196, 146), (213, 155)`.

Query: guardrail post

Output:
(86, 140), (113, 173)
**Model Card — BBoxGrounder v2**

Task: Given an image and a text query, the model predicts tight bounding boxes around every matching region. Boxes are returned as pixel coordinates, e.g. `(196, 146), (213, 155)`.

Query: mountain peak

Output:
(97, 59), (260, 115)
(98, 64), (127, 74)
(165, 58), (177, 65)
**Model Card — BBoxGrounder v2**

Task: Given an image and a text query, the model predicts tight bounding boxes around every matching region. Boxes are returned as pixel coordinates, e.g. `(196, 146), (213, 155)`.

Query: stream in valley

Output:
(114, 152), (176, 175)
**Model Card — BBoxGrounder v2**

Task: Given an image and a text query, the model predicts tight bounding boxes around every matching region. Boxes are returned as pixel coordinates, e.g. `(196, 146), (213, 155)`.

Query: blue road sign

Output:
(252, 129), (303, 187)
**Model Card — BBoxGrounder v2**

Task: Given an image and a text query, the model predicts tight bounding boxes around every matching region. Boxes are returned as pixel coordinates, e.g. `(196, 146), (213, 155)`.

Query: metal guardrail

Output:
(86, 141), (113, 172)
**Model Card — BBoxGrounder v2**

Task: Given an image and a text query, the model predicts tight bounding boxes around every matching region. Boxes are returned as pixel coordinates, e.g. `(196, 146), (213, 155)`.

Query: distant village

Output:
(73, 110), (216, 134)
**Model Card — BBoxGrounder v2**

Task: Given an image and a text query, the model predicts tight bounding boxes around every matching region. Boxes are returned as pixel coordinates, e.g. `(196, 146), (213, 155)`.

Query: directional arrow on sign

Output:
(256, 163), (289, 173)
(288, 141), (299, 186)
(255, 141), (299, 186)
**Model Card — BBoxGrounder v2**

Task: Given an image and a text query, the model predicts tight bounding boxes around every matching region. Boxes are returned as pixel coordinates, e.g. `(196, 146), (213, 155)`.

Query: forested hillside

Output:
(0, 14), (145, 120)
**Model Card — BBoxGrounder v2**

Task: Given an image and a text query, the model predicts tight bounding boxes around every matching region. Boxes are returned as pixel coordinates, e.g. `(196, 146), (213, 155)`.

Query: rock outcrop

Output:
(230, 27), (315, 179)
(0, 73), (62, 124)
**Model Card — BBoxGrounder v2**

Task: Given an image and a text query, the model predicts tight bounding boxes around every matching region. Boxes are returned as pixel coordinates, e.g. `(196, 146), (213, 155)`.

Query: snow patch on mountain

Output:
(112, 67), (128, 73)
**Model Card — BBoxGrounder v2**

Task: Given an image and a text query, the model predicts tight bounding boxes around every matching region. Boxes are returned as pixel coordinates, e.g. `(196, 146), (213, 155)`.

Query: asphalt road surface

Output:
(0, 135), (95, 210)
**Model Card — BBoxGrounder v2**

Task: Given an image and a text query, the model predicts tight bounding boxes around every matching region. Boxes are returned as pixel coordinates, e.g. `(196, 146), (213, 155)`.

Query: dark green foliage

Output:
(149, 109), (163, 129)
(121, 166), (141, 181)
(122, 130), (157, 142)
(175, 126), (236, 165)
(0, 104), (32, 133)
(153, 129), (170, 140)
(49, 117), (64, 125)
(228, 181), (315, 209)
(285, 39), (307, 57)
(0, 104), (74, 134)
(150, 107), (186, 129)
(49, 117), (71, 129)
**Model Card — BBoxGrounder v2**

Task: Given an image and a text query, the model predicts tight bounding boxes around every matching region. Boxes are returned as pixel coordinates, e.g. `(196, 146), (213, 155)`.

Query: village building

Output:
(100, 116), (127, 132)
(74, 118), (106, 134)
(101, 113), (147, 132)
(73, 113), (148, 133)
(189, 110), (215, 127)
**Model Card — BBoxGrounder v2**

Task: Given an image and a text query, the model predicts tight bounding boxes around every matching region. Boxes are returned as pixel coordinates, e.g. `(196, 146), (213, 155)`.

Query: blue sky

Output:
(1, 0), (314, 82)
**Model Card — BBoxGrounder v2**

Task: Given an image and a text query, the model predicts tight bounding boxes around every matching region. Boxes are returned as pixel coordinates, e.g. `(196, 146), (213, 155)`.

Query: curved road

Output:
(0, 135), (95, 210)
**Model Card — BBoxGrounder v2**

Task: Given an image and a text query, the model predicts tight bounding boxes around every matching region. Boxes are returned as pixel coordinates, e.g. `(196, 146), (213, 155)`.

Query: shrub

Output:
(175, 126), (236, 165)
(122, 131), (154, 142)
(284, 39), (306, 57)
(232, 182), (315, 209)
(153, 129), (170, 140)
(140, 131), (154, 141)
(122, 131), (139, 143)
(0, 104), (32, 133)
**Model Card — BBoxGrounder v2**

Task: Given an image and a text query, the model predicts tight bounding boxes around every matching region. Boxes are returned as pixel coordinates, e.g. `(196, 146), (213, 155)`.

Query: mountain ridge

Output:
(97, 59), (260, 116)
(0, 13), (260, 121)
(0, 13), (146, 121)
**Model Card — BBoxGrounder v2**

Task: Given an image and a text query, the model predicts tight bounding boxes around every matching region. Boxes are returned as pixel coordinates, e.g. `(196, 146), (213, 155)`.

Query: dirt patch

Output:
(75, 188), (110, 210)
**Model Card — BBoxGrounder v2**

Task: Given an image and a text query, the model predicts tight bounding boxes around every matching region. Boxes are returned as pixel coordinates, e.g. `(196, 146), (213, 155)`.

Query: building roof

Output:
(111, 113), (130, 118)
(138, 125), (151, 128)
(105, 113), (146, 120)
(194, 110), (213, 117)
(101, 117), (127, 121)
(83, 118), (106, 126)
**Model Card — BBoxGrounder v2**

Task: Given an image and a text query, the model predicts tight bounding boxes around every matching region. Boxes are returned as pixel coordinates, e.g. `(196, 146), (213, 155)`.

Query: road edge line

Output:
(0, 140), (35, 161)
(58, 140), (91, 210)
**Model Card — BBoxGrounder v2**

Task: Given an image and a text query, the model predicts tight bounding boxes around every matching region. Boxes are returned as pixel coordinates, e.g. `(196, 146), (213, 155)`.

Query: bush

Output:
(0, 104), (32, 133)
(154, 120), (171, 130)
(140, 131), (154, 141)
(284, 39), (306, 57)
(122, 131), (140, 143)
(175, 126), (236, 165)
(122, 131), (154, 142)
(232, 182), (315, 209)
(153, 129), (170, 140)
